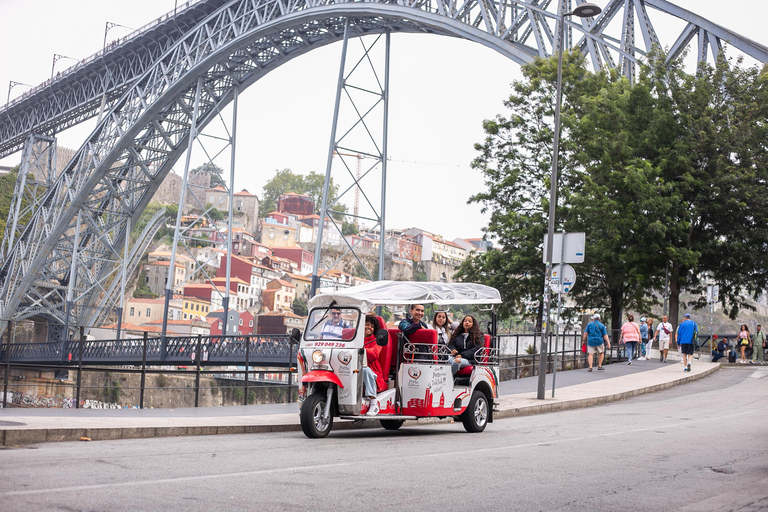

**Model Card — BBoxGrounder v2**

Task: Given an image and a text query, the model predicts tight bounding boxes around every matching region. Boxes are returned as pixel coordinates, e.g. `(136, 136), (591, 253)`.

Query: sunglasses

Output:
(331, 312), (341, 316)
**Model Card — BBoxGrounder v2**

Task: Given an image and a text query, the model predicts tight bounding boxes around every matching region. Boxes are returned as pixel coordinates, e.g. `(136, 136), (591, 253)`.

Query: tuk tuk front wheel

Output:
(379, 419), (405, 430)
(461, 390), (489, 433)
(300, 392), (333, 438)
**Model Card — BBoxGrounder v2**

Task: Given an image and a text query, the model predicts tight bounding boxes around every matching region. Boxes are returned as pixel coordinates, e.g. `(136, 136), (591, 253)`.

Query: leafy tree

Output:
(260, 169), (348, 220)
(0, 168), (20, 241)
(292, 297), (308, 316)
(458, 49), (768, 333)
(341, 220), (358, 236)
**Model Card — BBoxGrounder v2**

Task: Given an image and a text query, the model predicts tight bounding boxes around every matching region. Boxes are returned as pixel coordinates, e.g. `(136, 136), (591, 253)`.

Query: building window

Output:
(196, 304), (200, 311)
(249, 320), (253, 327)
(239, 319), (243, 326)
(129, 307), (135, 316)
(146, 308), (151, 317)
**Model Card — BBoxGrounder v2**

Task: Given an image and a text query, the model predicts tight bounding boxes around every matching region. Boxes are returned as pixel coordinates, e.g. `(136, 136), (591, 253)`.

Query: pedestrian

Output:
(737, 324), (750, 363)
(711, 336), (728, 363)
(645, 317), (655, 360)
(751, 324), (765, 365)
(619, 314), (641, 365)
(675, 313), (698, 372)
(582, 313), (611, 372)
(654, 315), (673, 363)
(638, 317), (649, 360)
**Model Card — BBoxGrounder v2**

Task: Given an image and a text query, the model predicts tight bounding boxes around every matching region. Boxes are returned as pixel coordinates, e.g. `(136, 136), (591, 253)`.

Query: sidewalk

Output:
(0, 358), (722, 446)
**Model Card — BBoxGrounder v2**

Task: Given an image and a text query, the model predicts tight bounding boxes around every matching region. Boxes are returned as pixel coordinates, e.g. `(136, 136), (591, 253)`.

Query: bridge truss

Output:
(0, 0), (766, 340)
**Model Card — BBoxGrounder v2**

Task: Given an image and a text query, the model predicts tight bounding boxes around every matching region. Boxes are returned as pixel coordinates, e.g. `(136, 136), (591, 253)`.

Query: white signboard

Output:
(550, 264), (576, 294)
(707, 285), (719, 303)
(543, 232), (586, 264)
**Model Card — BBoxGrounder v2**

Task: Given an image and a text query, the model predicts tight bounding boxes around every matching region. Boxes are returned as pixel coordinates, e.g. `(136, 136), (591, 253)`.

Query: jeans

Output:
(451, 357), (472, 375)
(362, 367), (377, 398)
(711, 350), (724, 362)
(640, 340), (648, 357)
(626, 341), (638, 362)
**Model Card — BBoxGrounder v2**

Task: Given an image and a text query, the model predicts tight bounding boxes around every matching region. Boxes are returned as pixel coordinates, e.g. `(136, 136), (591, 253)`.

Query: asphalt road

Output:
(0, 367), (766, 512)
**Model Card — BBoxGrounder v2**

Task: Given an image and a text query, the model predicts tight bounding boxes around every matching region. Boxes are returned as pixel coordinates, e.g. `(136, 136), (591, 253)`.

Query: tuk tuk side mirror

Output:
(375, 328), (389, 347)
(290, 328), (301, 343)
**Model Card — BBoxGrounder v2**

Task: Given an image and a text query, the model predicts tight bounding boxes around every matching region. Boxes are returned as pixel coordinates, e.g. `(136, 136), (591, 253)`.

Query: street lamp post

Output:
(51, 54), (78, 79)
(537, 1), (602, 400)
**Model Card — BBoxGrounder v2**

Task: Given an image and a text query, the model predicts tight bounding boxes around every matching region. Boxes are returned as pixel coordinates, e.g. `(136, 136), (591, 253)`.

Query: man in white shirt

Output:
(654, 315), (673, 363)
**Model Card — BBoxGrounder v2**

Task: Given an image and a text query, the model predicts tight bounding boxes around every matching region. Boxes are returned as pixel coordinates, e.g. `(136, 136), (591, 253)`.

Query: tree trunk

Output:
(610, 292), (622, 343)
(668, 272), (681, 336)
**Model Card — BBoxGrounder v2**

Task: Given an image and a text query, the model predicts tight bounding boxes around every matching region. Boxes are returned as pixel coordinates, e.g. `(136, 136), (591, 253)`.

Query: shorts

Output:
(659, 339), (670, 350)
(587, 344), (604, 354)
(680, 344), (694, 355)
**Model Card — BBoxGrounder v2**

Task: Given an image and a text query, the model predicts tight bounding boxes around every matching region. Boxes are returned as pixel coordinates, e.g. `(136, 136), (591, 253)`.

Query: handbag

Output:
(581, 342), (587, 353)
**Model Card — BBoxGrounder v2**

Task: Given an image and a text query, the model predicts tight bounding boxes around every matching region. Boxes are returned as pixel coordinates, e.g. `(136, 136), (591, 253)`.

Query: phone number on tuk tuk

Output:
(304, 341), (348, 348)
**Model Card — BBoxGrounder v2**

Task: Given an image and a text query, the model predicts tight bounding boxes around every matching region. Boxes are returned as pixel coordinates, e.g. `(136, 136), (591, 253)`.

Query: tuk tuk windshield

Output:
(305, 307), (360, 341)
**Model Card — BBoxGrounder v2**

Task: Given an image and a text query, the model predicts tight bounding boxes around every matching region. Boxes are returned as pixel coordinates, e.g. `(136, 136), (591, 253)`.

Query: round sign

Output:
(550, 264), (576, 294)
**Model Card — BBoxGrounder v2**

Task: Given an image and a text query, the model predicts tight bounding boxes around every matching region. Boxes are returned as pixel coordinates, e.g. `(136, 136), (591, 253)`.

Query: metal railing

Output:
(1, 331), (298, 409)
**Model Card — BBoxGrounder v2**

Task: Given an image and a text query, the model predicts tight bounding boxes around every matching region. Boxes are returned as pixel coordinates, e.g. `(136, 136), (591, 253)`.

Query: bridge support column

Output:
(311, 20), (392, 295)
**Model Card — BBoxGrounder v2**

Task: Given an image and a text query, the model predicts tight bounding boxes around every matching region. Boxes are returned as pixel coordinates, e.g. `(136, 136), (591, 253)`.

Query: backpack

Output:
(693, 323), (699, 347)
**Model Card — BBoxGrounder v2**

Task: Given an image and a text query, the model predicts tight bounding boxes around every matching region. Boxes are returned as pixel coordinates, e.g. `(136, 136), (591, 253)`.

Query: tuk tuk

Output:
(294, 281), (501, 438)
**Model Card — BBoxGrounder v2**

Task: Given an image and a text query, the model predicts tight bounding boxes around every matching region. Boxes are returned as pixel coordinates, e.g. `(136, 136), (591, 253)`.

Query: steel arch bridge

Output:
(0, 0), (766, 340)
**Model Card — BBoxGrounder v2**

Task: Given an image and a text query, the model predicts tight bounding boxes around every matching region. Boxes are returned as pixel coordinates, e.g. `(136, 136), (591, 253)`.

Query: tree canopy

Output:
(260, 168), (347, 221)
(457, 49), (768, 332)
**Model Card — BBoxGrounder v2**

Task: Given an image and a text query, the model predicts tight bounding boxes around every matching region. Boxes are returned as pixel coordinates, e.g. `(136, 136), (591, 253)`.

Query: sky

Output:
(0, 0), (765, 243)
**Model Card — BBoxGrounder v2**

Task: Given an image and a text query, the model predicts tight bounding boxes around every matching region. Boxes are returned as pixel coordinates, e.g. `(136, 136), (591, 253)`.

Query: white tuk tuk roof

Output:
(307, 281), (502, 314)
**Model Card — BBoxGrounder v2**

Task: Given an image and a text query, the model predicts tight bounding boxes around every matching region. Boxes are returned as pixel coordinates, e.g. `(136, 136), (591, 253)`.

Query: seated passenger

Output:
(430, 311), (455, 346)
(398, 303), (428, 335)
(711, 338), (729, 363)
(362, 315), (384, 416)
(321, 308), (349, 339)
(447, 315), (484, 376)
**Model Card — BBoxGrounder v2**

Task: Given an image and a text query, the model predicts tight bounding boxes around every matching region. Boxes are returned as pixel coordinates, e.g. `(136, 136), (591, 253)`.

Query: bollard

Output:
(194, 334), (202, 407)
(140, 332), (148, 409)
(75, 326), (84, 409)
(244, 336), (250, 406)
(2, 321), (12, 408)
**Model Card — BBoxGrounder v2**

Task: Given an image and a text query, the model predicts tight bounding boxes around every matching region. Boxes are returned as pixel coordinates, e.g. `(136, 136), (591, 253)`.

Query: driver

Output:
(321, 308), (350, 339)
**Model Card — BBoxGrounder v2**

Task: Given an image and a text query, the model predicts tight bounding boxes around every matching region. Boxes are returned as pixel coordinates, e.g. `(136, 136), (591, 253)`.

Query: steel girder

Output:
(0, 0), (766, 337)
(2, 0), (766, 161)
(0, 1), (231, 160)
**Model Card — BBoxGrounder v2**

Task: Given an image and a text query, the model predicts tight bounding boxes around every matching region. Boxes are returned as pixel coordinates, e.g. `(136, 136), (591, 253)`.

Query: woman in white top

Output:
(431, 311), (454, 346)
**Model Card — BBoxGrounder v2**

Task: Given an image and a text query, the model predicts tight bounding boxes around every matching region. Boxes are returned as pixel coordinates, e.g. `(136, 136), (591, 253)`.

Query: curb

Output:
(494, 364), (720, 420)
(0, 365), (721, 447)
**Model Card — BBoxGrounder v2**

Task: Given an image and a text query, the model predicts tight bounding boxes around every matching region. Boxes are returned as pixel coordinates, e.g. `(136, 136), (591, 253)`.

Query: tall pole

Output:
(311, 18), (350, 297)
(379, 29), (391, 282)
(163, 77), (203, 341)
(222, 86), (238, 337)
(663, 259), (670, 316)
(536, 1), (602, 400)
(537, 4), (567, 400)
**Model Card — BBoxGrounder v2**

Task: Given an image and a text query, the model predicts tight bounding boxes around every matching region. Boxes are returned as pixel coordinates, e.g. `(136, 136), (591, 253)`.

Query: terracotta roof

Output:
(234, 189), (255, 196)
(271, 279), (295, 288)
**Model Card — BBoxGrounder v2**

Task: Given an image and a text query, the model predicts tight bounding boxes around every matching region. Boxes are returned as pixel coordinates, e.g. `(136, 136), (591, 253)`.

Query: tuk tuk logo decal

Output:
(337, 351), (352, 365)
(408, 367), (421, 380)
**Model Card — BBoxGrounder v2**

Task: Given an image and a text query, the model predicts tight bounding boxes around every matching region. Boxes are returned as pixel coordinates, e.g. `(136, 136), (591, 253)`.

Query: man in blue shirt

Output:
(582, 313), (611, 372)
(675, 313), (697, 372)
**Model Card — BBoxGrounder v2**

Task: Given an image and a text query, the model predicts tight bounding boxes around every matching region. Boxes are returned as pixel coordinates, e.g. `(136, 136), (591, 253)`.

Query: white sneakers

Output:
(366, 399), (379, 416)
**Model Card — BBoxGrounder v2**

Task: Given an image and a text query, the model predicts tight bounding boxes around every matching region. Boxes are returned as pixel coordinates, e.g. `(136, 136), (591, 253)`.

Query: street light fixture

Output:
(6, 81), (33, 107)
(537, 2), (602, 400)
(51, 54), (79, 79)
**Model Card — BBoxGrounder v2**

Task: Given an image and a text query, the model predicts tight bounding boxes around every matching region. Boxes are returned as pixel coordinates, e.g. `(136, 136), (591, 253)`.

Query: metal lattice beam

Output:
(1, 0), (766, 338)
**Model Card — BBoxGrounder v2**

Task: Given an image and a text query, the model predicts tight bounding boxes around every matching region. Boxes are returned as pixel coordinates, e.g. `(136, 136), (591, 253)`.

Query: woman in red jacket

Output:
(363, 315), (385, 415)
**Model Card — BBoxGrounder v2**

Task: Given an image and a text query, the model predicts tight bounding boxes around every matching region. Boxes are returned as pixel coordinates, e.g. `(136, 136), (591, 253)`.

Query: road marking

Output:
(749, 370), (767, 378)
(0, 461), (350, 497)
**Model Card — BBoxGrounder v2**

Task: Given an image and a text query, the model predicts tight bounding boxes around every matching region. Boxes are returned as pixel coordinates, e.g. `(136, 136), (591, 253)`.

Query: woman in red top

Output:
(362, 315), (385, 415)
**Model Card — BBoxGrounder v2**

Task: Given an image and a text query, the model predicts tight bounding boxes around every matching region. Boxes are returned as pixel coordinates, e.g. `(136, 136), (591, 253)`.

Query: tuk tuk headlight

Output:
(311, 350), (325, 364)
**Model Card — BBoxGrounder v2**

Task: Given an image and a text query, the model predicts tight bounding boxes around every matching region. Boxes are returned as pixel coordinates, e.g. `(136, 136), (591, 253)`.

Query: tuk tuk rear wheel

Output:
(461, 390), (489, 433)
(379, 419), (405, 430)
(300, 392), (333, 438)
